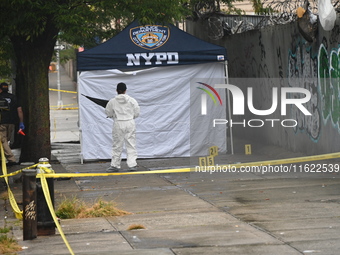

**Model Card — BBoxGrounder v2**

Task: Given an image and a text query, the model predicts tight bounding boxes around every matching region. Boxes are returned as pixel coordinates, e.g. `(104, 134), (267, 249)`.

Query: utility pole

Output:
(55, 41), (64, 109)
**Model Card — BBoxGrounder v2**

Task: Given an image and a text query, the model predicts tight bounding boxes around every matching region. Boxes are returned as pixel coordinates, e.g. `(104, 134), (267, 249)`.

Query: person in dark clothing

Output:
(0, 82), (24, 165)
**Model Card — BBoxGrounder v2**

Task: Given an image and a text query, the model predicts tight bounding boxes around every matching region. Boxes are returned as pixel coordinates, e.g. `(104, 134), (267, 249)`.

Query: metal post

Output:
(22, 169), (37, 240)
(224, 61), (234, 154)
(56, 41), (63, 109)
(36, 158), (56, 236)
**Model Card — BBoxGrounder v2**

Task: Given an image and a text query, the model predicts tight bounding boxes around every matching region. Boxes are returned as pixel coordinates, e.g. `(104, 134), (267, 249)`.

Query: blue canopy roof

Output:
(77, 20), (227, 71)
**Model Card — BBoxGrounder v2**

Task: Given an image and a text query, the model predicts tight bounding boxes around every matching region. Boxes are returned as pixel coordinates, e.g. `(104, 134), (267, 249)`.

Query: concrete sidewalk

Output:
(49, 66), (79, 144)
(2, 67), (340, 255)
(14, 149), (340, 255)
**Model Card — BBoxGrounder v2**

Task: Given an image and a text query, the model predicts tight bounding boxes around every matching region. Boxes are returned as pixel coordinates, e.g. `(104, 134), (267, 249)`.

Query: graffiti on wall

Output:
(289, 39), (340, 141)
(288, 41), (320, 141)
(318, 43), (340, 131)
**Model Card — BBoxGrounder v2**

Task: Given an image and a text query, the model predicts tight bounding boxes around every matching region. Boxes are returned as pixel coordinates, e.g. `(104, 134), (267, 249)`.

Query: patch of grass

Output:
(56, 196), (131, 219)
(0, 234), (22, 254)
(127, 224), (146, 230)
(0, 227), (11, 234)
(56, 196), (85, 219)
(78, 199), (131, 218)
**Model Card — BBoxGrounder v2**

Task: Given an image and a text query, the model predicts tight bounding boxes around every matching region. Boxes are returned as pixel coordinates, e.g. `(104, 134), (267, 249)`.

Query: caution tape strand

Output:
(0, 143), (23, 219)
(40, 173), (75, 255)
(49, 88), (77, 94)
(36, 151), (340, 178)
(0, 164), (39, 179)
(2, 151), (340, 180)
(1, 148), (340, 255)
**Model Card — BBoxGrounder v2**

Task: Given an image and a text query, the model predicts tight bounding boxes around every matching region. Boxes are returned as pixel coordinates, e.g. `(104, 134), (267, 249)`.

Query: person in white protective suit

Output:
(105, 82), (140, 172)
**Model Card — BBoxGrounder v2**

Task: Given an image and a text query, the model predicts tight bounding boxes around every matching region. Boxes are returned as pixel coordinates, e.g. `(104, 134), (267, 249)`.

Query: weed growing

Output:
(56, 196), (85, 219)
(0, 227), (10, 234)
(0, 231), (22, 254)
(56, 196), (131, 219)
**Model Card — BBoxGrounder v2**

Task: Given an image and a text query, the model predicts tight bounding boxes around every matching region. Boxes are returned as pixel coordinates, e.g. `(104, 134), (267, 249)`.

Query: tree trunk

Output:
(11, 22), (58, 163)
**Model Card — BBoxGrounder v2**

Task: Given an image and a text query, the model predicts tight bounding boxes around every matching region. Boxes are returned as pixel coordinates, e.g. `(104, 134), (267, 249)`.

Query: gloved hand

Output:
(19, 122), (25, 130)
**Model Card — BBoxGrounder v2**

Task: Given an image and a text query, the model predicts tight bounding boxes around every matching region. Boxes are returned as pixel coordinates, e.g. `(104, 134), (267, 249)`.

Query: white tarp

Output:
(78, 62), (227, 160)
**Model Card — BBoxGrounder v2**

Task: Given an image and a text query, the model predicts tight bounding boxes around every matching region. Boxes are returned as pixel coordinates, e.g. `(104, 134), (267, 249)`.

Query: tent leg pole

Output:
(225, 61), (234, 155)
(80, 131), (84, 165)
(77, 71), (84, 164)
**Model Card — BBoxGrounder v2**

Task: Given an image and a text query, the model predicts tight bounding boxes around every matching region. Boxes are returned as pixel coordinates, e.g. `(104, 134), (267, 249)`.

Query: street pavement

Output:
(1, 67), (340, 254)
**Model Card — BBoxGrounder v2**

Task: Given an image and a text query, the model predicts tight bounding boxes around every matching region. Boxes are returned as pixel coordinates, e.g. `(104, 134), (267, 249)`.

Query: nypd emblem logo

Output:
(130, 25), (170, 50)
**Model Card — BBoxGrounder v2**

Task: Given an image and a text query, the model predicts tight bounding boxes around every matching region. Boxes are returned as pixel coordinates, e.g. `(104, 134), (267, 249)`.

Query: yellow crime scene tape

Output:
(218, 151), (340, 169)
(38, 151), (340, 179)
(2, 143), (340, 255)
(1, 143), (24, 219)
(0, 146), (75, 255)
(49, 88), (77, 94)
(40, 172), (75, 255)
(49, 88), (78, 110)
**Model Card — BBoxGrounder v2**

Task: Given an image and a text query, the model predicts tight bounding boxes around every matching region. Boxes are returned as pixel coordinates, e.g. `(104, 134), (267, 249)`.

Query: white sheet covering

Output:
(78, 62), (227, 160)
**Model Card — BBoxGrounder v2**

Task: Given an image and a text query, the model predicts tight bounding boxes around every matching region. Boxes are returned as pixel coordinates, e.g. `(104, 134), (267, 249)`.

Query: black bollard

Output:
(36, 179), (56, 235)
(22, 169), (37, 240)
(36, 158), (56, 236)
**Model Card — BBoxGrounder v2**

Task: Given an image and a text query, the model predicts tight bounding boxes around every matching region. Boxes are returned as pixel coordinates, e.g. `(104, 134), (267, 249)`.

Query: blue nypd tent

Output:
(77, 20), (229, 161)
(77, 20), (227, 71)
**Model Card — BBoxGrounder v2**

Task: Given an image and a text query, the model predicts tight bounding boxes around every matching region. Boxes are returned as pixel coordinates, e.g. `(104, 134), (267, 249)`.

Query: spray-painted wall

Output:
(187, 17), (340, 155)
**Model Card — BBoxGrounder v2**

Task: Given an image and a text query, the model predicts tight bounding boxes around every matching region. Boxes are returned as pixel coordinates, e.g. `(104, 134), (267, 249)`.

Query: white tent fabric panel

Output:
(78, 62), (226, 160)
